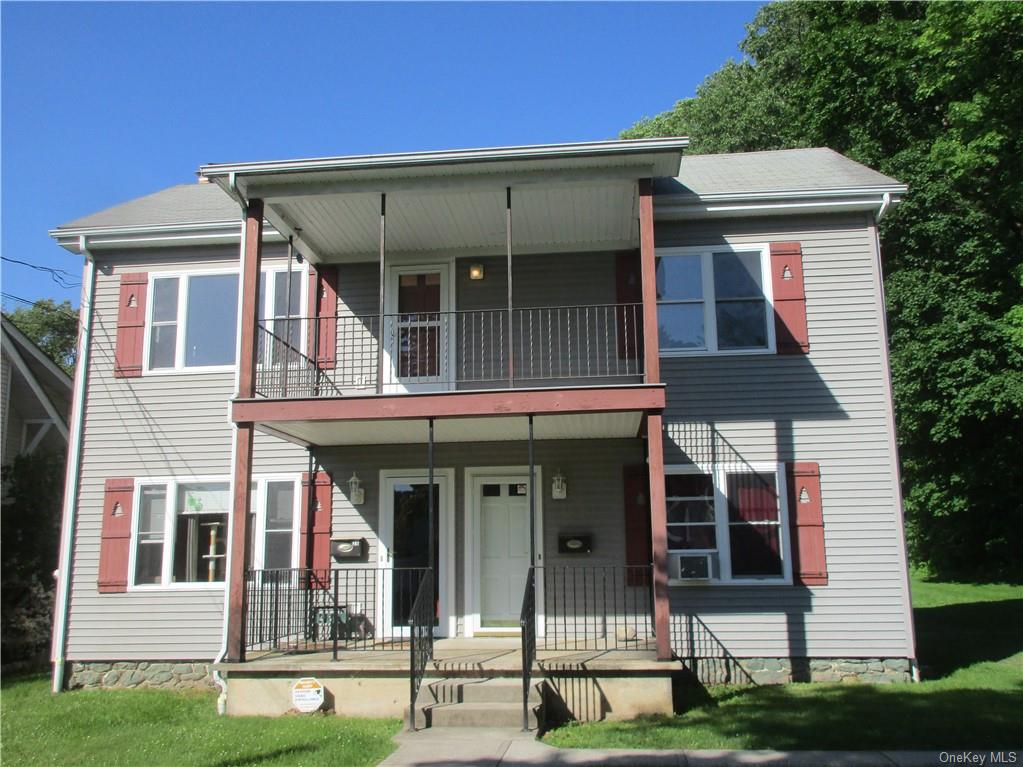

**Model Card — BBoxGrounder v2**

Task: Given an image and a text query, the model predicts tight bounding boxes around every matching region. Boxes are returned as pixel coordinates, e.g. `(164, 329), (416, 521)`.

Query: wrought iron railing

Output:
(407, 569), (435, 731)
(252, 302), (643, 398)
(519, 566), (537, 731)
(535, 564), (654, 651)
(244, 567), (430, 659)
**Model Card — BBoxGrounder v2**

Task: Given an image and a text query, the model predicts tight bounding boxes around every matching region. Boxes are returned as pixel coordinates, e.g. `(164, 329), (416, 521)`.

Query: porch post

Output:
(528, 415), (535, 566)
(638, 179), (671, 661)
(506, 186), (514, 387)
(427, 417), (435, 573)
(377, 193), (386, 394)
(227, 198), (264, 663)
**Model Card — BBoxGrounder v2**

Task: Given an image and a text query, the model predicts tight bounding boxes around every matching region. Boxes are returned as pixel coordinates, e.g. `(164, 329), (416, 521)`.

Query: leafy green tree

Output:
(626, 2), (1023, 578)
(5, 299), (79, 375)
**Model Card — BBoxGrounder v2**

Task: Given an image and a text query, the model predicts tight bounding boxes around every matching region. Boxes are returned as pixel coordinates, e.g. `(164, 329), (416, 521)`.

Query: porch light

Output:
(468, 263), (485, 281)
(347, 473), (365, 505)
(552, 470), (567, 500)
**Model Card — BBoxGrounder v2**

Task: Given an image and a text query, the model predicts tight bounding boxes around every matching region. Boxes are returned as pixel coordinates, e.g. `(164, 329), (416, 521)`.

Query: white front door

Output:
(480, 481), (530, 627)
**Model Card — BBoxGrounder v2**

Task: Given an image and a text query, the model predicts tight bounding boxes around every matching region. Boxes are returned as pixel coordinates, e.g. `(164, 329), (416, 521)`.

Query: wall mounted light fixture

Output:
(469, 263), (485, 281)
(347, 473), (365, 505)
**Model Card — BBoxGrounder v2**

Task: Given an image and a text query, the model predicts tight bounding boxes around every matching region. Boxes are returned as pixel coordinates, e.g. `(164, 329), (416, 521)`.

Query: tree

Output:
(625, 2), (1023, 578)
(5, 299), (79, 375)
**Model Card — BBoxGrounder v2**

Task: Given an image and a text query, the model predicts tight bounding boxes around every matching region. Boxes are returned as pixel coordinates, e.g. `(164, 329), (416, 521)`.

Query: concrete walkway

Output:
(379, 727), (949, 766)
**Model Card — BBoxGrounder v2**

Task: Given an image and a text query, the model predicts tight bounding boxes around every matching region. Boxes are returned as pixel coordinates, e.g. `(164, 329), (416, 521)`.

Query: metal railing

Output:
(536, 564), (655, 652)
(407, 569), (435, 731)
(244, 567), (430, 659)
(519, 566), (537, 731)
(252, 303), (643, 398)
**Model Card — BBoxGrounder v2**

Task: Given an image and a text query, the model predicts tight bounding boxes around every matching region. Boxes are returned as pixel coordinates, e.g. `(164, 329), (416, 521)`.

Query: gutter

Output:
(51, 239), (97, 693)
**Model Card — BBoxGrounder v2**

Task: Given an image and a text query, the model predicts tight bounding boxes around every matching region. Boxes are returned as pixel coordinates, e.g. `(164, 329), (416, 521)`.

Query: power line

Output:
(0, 292), (79, 319)
(1, 256), (81, 288)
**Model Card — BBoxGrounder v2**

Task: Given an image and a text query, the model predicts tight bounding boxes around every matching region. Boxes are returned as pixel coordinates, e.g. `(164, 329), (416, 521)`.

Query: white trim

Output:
(665, 462), (792, 587)
(376, 468), (456, 638)
(655, 244), (776, 357)
(20, 418), (54, 454)
(0, 332), (70, 437)
(463, 466), (545, 638)
(51, 252), (96, 691)
(247, 475), (304, 571)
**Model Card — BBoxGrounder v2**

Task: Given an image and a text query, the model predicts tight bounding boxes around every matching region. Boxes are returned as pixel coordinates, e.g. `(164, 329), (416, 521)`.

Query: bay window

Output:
(656, 244), (774, 354)
(666, 463), (791, 584)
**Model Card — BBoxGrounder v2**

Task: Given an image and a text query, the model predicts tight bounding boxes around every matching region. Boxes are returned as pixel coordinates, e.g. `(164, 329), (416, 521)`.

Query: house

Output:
(1, 316), (72, 466)
(47, 138), (917, 725)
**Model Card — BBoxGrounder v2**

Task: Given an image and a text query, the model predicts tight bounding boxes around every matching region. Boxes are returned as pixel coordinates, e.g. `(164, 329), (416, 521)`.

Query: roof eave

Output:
(655, 187), (906, 220)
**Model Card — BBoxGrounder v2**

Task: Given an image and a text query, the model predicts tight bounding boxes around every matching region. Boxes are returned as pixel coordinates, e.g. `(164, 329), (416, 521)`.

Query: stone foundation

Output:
(683, 656), (912, 685)
(67, 661), (214, 690)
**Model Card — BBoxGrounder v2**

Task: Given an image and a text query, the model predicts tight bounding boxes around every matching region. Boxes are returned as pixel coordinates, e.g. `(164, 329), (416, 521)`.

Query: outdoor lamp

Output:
(347, 473), (365, 505)
(469, 263), (485, 281)
(552, 470), (567, 500)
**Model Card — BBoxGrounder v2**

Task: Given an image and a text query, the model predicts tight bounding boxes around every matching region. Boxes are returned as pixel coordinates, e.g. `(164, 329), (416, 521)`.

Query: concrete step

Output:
(424, 677), (541, 705)
(410, 701), (539, 729)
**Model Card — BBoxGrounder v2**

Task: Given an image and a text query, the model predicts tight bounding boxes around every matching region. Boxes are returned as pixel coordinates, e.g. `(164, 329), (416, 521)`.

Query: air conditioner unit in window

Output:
(670, 553), (712, 581)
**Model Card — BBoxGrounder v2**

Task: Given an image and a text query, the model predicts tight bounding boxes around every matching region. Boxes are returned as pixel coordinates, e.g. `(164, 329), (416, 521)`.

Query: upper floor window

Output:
(656, 245), (774, 355)
(147, 272), (239, 371)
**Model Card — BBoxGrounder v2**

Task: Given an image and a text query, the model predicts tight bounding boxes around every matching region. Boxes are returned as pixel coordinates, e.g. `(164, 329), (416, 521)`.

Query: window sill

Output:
(141, 366), (236, 376)
(668, 577), (791, 587)
(660, 348), (776, 359)
(127, 583), (226, 592)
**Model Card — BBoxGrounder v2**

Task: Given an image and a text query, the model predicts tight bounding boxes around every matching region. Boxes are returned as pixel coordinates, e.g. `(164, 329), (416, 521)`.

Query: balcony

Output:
(254, 302), (644, 399)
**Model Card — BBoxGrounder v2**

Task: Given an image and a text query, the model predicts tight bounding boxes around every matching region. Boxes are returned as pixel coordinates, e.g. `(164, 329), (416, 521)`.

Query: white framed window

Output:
(665, 463), (792, 585)
(145, 270), (239, 372)
(656, 244), (775, 355)
(143, 267), (305, 374)
(129, 474), (301, 589)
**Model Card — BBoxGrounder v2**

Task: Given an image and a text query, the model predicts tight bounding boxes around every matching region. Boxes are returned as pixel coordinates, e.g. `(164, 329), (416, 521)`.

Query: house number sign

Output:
(291, 677), (325, 713)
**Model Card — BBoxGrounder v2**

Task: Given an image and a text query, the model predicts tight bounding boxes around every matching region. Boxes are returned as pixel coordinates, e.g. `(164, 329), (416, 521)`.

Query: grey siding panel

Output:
(658, 214), (913, 658)
(66, 246), (310, 661)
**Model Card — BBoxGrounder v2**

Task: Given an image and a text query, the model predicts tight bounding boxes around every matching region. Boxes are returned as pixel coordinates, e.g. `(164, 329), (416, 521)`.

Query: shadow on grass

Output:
(210, 745), (318, 767)
(914, 598), (1023, 678)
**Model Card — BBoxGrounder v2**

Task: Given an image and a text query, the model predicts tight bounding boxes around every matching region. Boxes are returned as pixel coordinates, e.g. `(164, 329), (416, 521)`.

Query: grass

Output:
(0, 676), (401, 767)
(543, 572), (1023, 751)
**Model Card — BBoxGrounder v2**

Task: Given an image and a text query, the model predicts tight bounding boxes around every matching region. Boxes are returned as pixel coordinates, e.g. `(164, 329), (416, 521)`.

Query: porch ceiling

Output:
(258, 410), (645, 446)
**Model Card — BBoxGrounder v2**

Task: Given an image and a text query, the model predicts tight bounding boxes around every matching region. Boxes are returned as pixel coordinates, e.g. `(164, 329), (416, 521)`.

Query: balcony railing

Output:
(253, 302), (643, 399)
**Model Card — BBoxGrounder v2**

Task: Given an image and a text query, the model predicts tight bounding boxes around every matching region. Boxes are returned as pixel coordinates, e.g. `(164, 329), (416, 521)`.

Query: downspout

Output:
(50, 238), (97, 693)
(212, 185), (249, 714)
(876, 192), (892, 222)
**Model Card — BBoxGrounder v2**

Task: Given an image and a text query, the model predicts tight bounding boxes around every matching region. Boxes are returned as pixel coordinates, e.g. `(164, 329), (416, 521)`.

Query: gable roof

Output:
(660, 147), (904, 199)
(55, 183), (239, 231)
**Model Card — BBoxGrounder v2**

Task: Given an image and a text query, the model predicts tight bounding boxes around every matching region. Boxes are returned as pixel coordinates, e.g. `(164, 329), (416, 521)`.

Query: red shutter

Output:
(623, 464), (652, 586)
(786, 462), (828, 586)
(770, 242), (809, 354)
(300, 471), (332, 587)
(114, 273), (148, 377)
(98, 478), (134, 593)
(307, 266), (338, 369)
(615, 251), (644, 361)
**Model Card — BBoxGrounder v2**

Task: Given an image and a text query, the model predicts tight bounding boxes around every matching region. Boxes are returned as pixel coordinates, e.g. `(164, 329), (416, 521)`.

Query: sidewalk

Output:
(379, 727), (949, 766)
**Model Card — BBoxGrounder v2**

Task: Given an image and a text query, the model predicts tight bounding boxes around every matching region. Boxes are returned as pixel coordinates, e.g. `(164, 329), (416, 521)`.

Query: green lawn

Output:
(0, 676), (400, 767)
(544, 573), (1023, 751)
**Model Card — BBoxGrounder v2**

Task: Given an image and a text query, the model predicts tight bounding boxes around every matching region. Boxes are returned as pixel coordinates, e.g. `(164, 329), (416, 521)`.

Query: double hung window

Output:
(656, 245), (774, 354)
(147, 272), (239, 370)
(665, 464), (791, 584)
(258, 269), (305, 367)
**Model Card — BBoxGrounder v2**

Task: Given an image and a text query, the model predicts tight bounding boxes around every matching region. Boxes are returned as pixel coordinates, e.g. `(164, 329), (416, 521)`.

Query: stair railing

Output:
(407, 569), (434, 731)
(519, 566), (537, 731)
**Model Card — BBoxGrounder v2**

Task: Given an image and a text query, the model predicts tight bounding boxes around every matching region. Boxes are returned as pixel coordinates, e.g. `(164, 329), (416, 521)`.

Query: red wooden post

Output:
(226, 199), (263, 663)
(638, 179), (671, 660)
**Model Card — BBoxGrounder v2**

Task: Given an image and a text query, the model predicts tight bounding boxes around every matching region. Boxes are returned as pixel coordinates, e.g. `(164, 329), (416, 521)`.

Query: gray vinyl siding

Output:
(656, 213), (913, 659)
(65, 244), (309, 661)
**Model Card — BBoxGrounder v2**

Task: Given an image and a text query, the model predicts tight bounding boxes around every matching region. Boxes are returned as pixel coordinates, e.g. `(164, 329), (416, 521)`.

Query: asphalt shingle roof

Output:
(56, 183), (239, 230)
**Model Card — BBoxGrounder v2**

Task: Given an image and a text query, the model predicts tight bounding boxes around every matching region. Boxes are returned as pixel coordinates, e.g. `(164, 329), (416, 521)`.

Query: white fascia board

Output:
(49, 221), (282, 253)
(655, 190), (905, 220)
(198, 137), (690, 179)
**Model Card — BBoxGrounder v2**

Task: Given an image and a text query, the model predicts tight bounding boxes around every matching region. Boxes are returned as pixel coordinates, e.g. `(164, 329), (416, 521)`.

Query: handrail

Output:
(407, 569), (434, 731)
(519, 566), (537, 731)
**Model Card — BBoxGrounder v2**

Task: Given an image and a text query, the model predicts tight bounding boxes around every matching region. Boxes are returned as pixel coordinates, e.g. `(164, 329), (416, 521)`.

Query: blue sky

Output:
(1, 1), (760, 310)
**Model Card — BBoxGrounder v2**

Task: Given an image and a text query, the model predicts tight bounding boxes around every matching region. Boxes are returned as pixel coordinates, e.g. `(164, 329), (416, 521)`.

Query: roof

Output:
(1, 316), (73, 431)
(55, 183), (239, 231)
(658, 147), (904, 199)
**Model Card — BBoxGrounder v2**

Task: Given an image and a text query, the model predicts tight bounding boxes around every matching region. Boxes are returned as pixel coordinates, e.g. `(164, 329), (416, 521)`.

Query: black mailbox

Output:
(331, 538), (364, 561)
(558, 534), (592, 554)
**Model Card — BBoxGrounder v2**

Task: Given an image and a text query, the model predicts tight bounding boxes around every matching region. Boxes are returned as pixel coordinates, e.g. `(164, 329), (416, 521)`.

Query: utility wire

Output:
(1, 292), (79, 319)
(1, 256), (81, 288)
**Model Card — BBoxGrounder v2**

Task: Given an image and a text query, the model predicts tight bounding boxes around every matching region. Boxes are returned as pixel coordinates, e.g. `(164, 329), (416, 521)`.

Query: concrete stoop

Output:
(407, 676), (542, 729)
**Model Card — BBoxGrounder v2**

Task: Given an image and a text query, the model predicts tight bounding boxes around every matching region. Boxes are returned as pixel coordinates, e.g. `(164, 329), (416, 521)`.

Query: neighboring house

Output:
(1, 316), (72, 466)
(47, 139), (917, 725)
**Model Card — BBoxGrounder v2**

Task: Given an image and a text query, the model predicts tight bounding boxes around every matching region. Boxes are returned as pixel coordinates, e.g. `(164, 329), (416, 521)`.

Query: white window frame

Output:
(127, 473), (301, 590)
(141, 266), (306, 375)
(656, 244), (776, 357)
(259, 266), (309, 368)
(665, 462), (792, 586)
